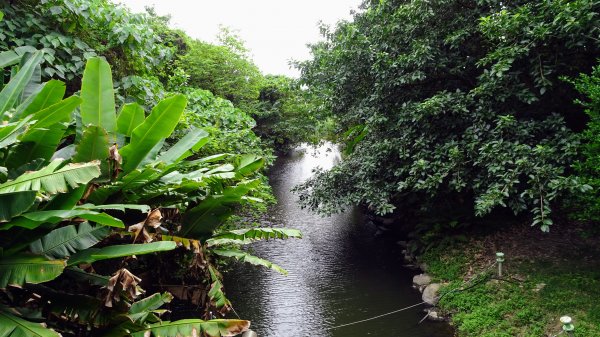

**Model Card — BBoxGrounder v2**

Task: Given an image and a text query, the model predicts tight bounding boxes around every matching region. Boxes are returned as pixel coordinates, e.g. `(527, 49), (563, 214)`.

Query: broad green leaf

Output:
(67, 241), (177, 265)
(0, 160), (100, 194)
(7, 126), (67, 170)
(73, 126), (109, 163)
(116, 103), (144, 136)
(0, 254), (65, 288)
(0, 115), (33, 149)
(128, 292), (173, 323)
(2, 209), (124, 230)
(0, 309), (60, 337)
(207, 266), (231, 311)
(0, 51), (43, 115)
(158, 127), (209, 164)
(212, 248), (288, 275)
(12, 80), (66, 122)
(30, 222), (111, 259)
(120, 94), (187, 173)
(0, 191), (36, 222)
(28, 96), (81, 129)
(131, 319), (250, 337)
(180, 180), (260, 238)
(64, 267), (109, 286)
(43, 185), (86, 211)
(206, 228), (302, 247)
(80, 57), (116, 135)
(234, 155), (264, 178)
(20, 55), (41, 102)
(76, 203), (151, 213)
(0, 50), (21, 68)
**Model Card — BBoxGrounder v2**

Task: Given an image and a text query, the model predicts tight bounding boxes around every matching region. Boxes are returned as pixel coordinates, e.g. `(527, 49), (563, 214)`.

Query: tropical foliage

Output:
(296, 0), (600, 231)
(0, 1), (301, 336)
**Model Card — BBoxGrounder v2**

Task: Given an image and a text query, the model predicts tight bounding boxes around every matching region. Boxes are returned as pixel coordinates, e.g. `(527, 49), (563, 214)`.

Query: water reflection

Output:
(225, 144), (453, 337)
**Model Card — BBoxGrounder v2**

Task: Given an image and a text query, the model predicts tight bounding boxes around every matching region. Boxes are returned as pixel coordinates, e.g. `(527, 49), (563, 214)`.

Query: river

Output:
(225, 144), (454, 337)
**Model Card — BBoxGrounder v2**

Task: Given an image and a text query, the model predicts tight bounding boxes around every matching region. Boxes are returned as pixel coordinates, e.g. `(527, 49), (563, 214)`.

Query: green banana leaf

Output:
(12, 80), (66, 122)
(234, 154), (264, 178)
(80, 57), (116, 135)
(131, 319), (250, 337)
(180, 180), (260, 238)
(212, 248), (287, 275)
(206, 228), (302, 247)
(0, 191), (36, 222)
(0, 50), (43, 115)
(116, 102), (145, 137)
(0, 160), (100, 194)
(157, 127), (209, 165)
(73, 125), (109, 164)
(120, 94), (187, 173)
(0, 309), (60, 337)
(2, 209), (123, 230)
(0, 254), (66, 288)
(0, 115), (33, 150)
(128, 292), (173, 323)
(30, 222), (111, 258)
(67, 241), (177, 266)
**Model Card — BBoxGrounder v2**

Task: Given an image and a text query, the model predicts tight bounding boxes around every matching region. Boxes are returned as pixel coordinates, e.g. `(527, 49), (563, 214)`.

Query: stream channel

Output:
(225, 144), (454, 337)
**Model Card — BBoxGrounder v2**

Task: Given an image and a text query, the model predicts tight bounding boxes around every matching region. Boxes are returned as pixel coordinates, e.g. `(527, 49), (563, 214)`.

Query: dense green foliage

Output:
(0, 1), (307, 336)
(570, 63), (600, 221)
(297, 0), (600, 230)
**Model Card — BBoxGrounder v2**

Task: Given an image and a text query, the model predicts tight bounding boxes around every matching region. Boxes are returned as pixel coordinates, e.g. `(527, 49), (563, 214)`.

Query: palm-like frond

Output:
(0, 160), (100, 194)
(212, 248), (288, 275)
(206, 228), (302, 247)
(0, 308), (60, 337)
(131, 319), (250, 337)
(30, 222), (111, 259)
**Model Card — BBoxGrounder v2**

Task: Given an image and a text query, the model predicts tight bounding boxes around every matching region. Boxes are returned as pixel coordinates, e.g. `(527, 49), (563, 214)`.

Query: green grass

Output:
(421, 243), (600, 337)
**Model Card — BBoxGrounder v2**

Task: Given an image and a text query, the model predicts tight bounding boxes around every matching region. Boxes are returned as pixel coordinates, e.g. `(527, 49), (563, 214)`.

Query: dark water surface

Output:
(225, 145), (454, 337)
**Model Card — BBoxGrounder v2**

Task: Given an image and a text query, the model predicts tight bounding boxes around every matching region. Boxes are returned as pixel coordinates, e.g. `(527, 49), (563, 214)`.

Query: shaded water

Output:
(225, 144), (453, 337)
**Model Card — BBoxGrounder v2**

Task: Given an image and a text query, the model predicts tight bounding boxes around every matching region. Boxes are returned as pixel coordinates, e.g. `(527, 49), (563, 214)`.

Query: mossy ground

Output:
(420, 222), (600, 337)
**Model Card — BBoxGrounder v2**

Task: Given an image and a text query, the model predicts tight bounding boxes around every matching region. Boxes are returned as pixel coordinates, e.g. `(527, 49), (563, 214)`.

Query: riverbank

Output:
(411, 221), (600, 337)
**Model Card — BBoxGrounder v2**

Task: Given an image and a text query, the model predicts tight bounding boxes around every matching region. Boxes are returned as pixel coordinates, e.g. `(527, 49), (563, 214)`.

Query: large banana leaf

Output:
(234, 155), (265, 178)
(0, 49), (24, 68)
(80, 57), (116, 135)
(2, 209), (123, 230)
(206, 228), (302, 247)
(131, 319), (250, 337)
(73, 125), (109, 164)
(64, 266), (109, 286)
(120, 94), (187, 173)
(116, 103), (145, 137)
(0, 50), (43, 115)
(128, 292), (173, 323)
(0, 309), (60, 337)
(30, 222), (111, 258)
(207, 266), (231, 312)
(157, 127), (209, 165)
(0, 115), (33, 149)
(0, 254), (66, 288)
(6, 96), (82, 169)
(0, 191), (36, 222)
(12, 80), (66, 122)
(7, 126), (67, 170)
(212, 248), (287, 275)
(27, 96), (81, 129)
(180, 180), (260, 238)
(0, 160), (100, 194)
(67, 241), (177, 266)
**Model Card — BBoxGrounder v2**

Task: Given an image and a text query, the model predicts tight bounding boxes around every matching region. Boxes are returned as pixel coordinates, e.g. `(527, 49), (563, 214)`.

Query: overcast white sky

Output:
(116, 0), (362, 77)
